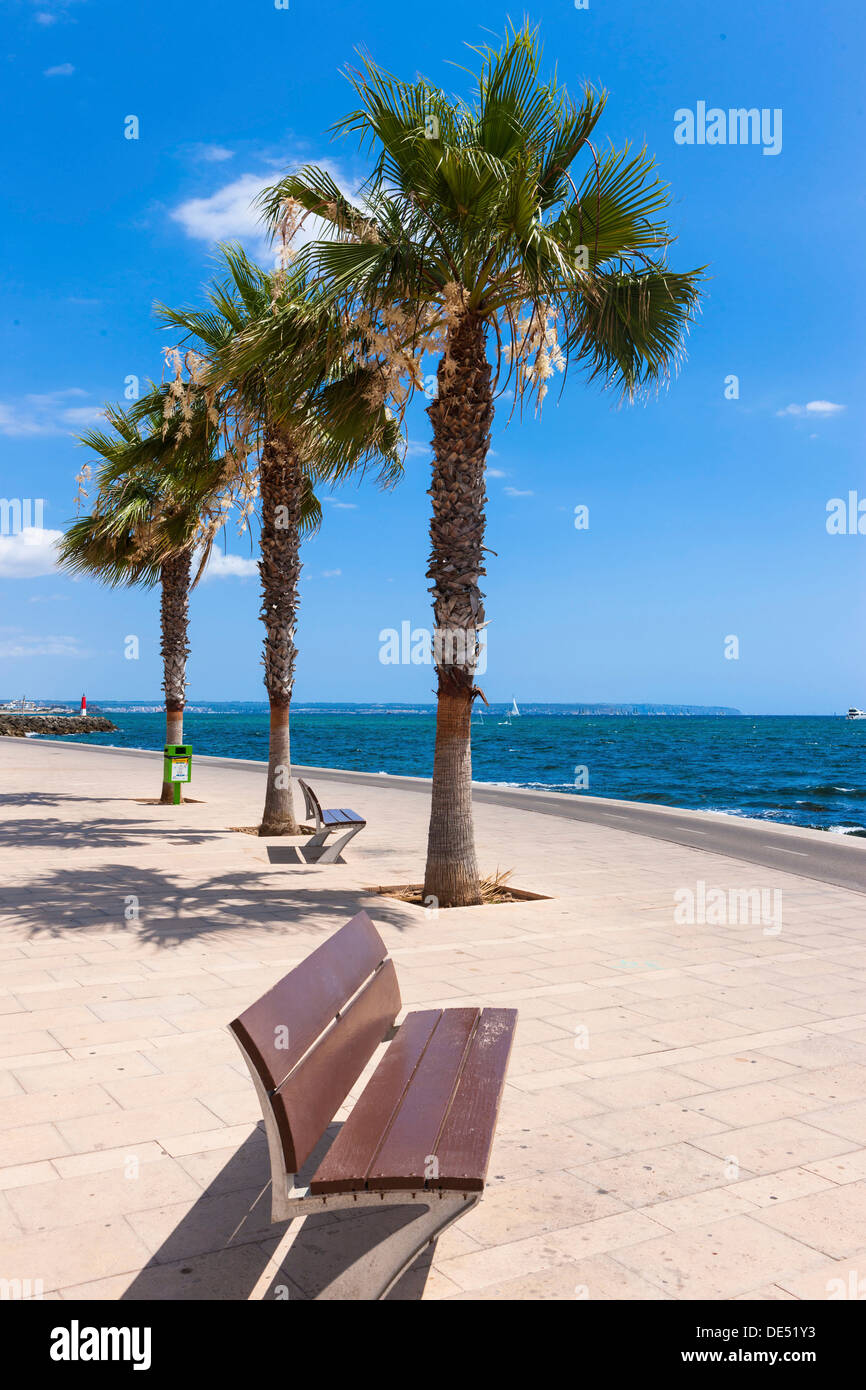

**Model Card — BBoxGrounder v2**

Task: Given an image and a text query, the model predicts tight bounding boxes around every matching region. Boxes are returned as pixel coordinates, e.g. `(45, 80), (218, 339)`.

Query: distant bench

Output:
(299, 778), (366, 863)
(229, 911), (517, 1300)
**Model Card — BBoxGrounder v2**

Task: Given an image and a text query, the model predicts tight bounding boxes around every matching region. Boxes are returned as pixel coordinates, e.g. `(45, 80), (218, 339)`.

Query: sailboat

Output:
(499, 696), (520, 727)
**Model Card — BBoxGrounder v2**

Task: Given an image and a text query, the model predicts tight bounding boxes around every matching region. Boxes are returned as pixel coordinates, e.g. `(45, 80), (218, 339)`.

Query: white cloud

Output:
(27, 388), (87, 406)
(0, 390), (104, 437)
(44, 62), (75, 76)
(322, 569), (342, 578)
(196, 145), (234, 163)
(0, 529), (63, 578)
(169, 159), (355, 262)
(62, 406), (107, 427)
(200, 549), (258, 580)
(487, 467), (506, 478)
(504, 486), (534, 498)
(0, 405), (42, 437)
(170, 173), (274, 258)
(30, 0), (87, 24)
(405, 442), (430, 458)
(776, 400), (845, 418)
(0, 631), (85, 658)
(32, 0), (85, 22)
(323, 498), (357, 510)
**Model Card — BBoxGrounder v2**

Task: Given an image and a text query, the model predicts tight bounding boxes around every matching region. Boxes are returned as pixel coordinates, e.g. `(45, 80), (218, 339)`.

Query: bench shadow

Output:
(266, 845), (303, 865)
(119, 1127), (437, 1302)
(266, 845), (349, 866)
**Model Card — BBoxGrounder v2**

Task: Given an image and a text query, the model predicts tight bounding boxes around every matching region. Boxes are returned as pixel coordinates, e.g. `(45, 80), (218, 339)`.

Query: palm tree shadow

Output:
(8, 861), (414, 945)
(0, 791), (134, 809)
(119, 1127), (436, 1301)
(0, 817), (216, 852)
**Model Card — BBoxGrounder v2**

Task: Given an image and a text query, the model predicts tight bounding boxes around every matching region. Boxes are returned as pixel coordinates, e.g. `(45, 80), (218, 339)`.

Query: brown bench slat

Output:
(229, 910), (387, 1093)
(309, 1009), (443, 1194)
(428, 1008), (517, 1191)
(272, 959), (401, 1172)
(364, 1008), (480, 1191)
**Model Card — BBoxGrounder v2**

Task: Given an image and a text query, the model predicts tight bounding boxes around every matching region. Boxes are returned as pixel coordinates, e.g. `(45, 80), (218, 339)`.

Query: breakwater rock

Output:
(0, 715), (117, 737)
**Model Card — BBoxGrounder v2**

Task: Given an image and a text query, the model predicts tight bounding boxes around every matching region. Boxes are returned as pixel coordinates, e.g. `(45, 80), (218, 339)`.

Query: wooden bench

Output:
(298, 778), (366, 863)
(229, 911), (517, 1299)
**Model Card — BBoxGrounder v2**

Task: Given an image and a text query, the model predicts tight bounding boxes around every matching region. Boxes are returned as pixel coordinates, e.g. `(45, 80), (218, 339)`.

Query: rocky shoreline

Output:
(0, 715), (117, 737)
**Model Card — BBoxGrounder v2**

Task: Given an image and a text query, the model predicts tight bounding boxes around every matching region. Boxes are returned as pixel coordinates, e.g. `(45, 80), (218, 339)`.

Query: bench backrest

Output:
(229, 911), (400, 1173)
(298, 778), (321, 825)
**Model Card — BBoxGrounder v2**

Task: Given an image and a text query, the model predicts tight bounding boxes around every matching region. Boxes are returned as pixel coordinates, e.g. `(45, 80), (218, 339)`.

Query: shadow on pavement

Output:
(4, 861), (416, 945)
(119, 1127), (436, 1301)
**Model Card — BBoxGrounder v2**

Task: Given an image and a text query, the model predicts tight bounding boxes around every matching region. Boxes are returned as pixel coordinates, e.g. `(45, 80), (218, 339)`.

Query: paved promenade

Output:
(2, 736), (866, 1301)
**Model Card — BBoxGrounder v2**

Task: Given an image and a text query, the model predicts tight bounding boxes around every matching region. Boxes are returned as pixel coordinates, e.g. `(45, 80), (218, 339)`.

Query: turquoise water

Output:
(33, 703), (866, 836)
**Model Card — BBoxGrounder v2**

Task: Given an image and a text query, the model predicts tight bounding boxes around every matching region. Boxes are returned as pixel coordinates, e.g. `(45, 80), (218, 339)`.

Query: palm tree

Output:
(59, 397), (226, 803)
(262, 24), (703, 905)
(158, 246), (402, 834)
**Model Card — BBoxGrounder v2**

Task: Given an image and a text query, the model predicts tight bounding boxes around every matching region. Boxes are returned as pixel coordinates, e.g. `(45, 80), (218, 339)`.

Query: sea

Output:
(29, 703), (866, 837)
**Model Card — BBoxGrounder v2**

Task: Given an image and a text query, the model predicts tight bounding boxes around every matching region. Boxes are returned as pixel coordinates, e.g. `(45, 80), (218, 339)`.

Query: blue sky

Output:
(1, 0), (863, 713)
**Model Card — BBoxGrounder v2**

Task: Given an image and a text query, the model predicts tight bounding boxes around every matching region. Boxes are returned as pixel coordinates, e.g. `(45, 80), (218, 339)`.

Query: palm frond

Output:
(565, 265), (704, 398)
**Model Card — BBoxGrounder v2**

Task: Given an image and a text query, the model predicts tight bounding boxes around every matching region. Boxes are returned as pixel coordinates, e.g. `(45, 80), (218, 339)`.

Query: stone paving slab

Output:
(1, 737), (865, 1300)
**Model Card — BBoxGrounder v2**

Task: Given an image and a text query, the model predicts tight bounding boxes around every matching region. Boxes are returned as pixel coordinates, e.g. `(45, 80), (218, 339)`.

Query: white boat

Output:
(846, 707), (866, 720)
(511, 697), (520, 717)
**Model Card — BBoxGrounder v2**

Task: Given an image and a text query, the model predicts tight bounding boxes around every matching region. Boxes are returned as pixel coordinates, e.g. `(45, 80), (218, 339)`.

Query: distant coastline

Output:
(1, 699), (743, 717)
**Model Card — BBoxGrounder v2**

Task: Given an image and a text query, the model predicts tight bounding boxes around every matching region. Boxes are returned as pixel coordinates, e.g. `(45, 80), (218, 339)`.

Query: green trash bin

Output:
(163, 744), (192, 805)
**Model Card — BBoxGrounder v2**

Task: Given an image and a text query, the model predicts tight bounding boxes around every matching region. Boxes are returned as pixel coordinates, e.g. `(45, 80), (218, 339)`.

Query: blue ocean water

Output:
(35, 703), (866, 836)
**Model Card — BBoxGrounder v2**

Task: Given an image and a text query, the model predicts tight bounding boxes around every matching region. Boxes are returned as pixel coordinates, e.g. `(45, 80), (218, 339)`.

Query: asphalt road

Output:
(468, 783), (866, 896)
(16, 738), (866, 897)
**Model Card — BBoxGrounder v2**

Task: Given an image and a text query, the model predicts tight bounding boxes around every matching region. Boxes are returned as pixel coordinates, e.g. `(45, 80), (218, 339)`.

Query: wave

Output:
(800, 784), (865, 797)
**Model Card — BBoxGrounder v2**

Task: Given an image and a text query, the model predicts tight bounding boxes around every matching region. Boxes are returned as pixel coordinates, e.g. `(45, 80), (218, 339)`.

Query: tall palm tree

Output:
(59, 397), (226, 803)
(262, 24), (703, 905)
(158, 246), (402, 834)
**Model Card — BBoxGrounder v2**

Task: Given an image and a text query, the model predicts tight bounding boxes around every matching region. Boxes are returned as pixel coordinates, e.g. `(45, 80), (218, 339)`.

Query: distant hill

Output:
(557, 704), (741, 716)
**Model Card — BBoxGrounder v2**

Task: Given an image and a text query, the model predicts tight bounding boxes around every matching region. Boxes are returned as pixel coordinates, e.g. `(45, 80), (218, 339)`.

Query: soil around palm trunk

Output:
(230, 824), (315, 836)
(371, 872), (550, 908)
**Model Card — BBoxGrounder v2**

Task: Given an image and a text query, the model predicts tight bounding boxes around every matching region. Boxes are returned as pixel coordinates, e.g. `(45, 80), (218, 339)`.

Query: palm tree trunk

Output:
(258, 424), (302, 834)
(159, 549), (192, 804)
(423, 311), (493, 908)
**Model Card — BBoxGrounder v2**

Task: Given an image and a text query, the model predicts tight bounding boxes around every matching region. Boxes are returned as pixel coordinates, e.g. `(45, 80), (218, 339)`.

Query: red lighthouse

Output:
(79, 694), (87, 716)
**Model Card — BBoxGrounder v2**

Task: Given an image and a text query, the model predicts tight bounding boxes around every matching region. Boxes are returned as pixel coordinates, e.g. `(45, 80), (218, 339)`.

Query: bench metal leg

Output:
(313, 1195), (478, 1301)
(264, 1174), (478, 1300)
(311, 823), (364, 865)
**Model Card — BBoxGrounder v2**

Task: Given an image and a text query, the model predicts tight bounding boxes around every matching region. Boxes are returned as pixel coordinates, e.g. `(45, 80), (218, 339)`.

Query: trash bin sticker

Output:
(170, 758), (190, 783)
